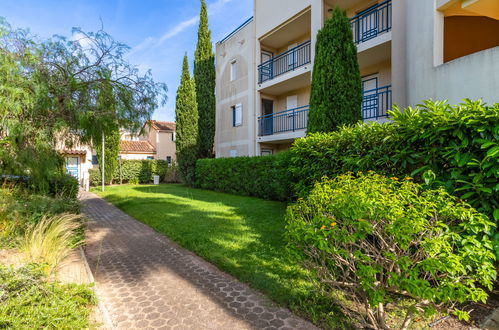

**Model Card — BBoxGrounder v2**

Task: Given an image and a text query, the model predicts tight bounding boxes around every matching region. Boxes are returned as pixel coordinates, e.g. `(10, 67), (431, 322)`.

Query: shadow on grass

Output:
(87, 184), (352, 329)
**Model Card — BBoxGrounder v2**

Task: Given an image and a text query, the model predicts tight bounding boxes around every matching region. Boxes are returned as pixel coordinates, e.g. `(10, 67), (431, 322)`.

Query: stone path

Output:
(81, 191), (317, 330)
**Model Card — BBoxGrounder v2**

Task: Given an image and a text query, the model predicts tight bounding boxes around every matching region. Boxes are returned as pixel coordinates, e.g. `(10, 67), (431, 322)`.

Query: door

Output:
(362, 75), (379, 119)
(261, 99), (274, 136)
(287, 43), (298, 69)
(65, 156), (80, 180)
(260, 51), (273, 82)
(286, 95), (299, 131)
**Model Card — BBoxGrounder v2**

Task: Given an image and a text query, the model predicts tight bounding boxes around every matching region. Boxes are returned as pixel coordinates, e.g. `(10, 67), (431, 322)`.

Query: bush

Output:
(164, 162), (181, 183)
(195, 153), (292, 201)
(290, 100), (499, 224)
(0, 265), (95, 329)
(48, 174), (79, 200)
(89, 160), (170, 186)
(286, 172), (496, 329)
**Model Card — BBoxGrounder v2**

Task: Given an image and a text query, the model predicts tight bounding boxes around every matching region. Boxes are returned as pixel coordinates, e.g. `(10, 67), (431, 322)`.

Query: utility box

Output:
(153, 175), (160, 185)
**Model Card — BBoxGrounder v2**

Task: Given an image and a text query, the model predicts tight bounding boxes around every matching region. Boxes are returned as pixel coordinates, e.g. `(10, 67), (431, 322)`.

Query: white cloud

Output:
(159, 16), (198, 43)
(71, 32), (93, 49)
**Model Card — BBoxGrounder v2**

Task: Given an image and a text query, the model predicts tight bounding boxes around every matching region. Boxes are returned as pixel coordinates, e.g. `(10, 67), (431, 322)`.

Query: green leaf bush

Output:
(290, 100), (499, 224)
(89, 160), (170, 186)
(195, 153), (292, 201)
(286, 172), (496, 329)
(48, 174), (79, 200)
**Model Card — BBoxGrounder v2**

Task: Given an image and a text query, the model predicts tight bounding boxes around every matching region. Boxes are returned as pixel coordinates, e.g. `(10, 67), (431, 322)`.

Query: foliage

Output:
(48, 173), (79, 200)
(194, 0), (216, 159)
(164, 162), (181, 183)
(0, 265), (95, 329)
(0, 18), (166, 193)
(308, 7), (362, 133)
(290, 100), (499, 227)
(0, 188), (79, 248)
(94, 184), (351, 329)
(175, 55), (199, 185)
(286, 173), (496, 329)
(21, 214), (82, 271)
(89, 168), (101, 187)
(195, 153), (292, 201)
(89, 159), (170, 185)
(94, 127), (121, 185)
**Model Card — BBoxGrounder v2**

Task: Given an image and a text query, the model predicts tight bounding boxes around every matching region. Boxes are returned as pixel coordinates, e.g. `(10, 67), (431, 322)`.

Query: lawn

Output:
(94, 184), (349, 328)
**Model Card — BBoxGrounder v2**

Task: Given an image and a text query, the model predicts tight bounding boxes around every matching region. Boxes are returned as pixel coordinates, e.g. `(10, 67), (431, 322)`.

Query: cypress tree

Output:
(175, 55), (199, 185)
(194, 0), (216, 158)
(308, 7), (362, 133)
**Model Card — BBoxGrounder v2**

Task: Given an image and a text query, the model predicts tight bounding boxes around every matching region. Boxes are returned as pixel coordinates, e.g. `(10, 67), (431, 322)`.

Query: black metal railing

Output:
(258, 105), (309, 136)
(362, 85), (391, 120)
(258, 40), (311, 84)
(350, 0), (392, 45)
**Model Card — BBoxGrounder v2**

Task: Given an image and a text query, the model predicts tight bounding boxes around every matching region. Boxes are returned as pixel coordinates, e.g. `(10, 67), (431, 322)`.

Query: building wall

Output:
(156, 131), (176, 161)
(254, 0), (311, 39)
(120, 153), (156, 160)
(215, 19), (256, 158)
(404, 0), (499, 106)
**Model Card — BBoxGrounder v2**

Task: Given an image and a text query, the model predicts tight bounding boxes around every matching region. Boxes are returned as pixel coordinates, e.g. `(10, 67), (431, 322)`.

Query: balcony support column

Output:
(310, 0), (324, 74)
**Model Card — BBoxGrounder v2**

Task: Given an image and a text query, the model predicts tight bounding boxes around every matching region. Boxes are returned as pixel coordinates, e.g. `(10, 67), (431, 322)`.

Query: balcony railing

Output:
(362, 85), (391, 120)
(350, 0), (392, 45)
(258, 41), (311, 84)
(258, 105), (309, 136)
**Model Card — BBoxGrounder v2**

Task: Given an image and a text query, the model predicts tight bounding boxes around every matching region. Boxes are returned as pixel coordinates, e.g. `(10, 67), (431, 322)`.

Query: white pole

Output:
(101, 132), (105, 192)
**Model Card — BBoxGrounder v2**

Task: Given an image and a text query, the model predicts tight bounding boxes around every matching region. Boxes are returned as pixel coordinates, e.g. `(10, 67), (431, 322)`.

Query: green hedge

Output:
(289, 100), (499, 223)
(89, 160), (175, 186)
(195, 153), (292, 201)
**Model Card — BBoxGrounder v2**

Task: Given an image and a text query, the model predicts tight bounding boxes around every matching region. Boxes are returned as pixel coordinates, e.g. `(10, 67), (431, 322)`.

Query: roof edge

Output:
(218, 17), (253, 44)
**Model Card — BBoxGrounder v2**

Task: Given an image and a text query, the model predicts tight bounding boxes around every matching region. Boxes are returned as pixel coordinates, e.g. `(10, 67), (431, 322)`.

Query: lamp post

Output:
(101, 132), (105, 192)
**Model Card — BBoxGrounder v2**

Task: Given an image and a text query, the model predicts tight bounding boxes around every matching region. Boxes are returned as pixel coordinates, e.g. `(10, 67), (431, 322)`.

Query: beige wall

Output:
(140, 127), (176, 162)
(120, 152), (155, 160)
(254, 0), (311, 39)
(215, 19), (256, 158)
(361, 60), (392, 88)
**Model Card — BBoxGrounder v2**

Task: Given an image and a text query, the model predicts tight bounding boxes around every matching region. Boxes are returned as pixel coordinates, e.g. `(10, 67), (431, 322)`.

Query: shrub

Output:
(290, 100), (499, 224)
(89, 160), (170, 186)
(308, 6), (362, 133)
(0, 265), (95, 328)
(88, 168), (100, 186)
(21, 213), (82, 271)
(286, 173), (496, 329)
(48, 174), (79, 200)
(195, 153), (292, 201)
(128, 177), (139, 185)
(164, 162), (181, 183)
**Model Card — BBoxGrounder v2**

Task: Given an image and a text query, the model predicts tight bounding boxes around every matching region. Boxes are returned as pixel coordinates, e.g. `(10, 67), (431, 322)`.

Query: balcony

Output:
(258, 105), (309, 136)
(350, 0), (392, 45)
(258, 41), (311, 84)
(362, 85), (391, 120)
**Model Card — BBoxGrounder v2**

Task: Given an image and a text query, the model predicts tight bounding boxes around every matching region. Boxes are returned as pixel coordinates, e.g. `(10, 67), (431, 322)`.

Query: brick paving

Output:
(81, 191), (317, 330)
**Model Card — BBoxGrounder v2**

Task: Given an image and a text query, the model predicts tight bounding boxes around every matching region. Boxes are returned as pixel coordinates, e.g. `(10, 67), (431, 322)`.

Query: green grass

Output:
(0, 264), (96, 329)
(94, 184), (350, 329)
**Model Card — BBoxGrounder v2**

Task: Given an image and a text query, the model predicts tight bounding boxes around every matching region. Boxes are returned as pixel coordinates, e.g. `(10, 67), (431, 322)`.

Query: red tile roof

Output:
(58, 149), (87, 155)
(150, 120), (176, 132)
(120, 140), (156, 153)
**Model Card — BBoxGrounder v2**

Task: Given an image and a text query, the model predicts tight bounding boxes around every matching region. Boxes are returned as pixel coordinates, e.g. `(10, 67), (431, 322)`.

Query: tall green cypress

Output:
(194, 0), (216, 158)
(308, 7), (362, 133)
(175, 55), (199, 185)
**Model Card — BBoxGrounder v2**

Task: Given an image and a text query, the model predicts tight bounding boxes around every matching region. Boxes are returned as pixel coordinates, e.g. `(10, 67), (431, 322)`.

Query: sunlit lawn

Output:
(93, 184), (349, 328)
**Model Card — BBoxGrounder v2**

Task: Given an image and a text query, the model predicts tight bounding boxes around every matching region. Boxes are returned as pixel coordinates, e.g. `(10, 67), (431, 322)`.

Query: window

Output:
(166, 156), (172, 164)
(147, 156), (154, 160)
(91, 155), (98, 165)
(230, 60), (237, 81)
(261, 149), (273, 156)
(232, 104), (242, 127)
(171, 132), (176, 141)
(229, 149), (237, 158)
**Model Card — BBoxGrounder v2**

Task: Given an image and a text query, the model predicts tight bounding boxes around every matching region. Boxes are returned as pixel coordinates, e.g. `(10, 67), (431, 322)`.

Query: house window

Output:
(147, 156), (154, 160)
(261, 149), (273, 156)
(171, 132), (176, 141)
(229, 149), (237, 158)
(232, 104), (242, 127)
(91, 155), (98, 165)
(166, 156), (172, 164)
(230, 60), (237, 81)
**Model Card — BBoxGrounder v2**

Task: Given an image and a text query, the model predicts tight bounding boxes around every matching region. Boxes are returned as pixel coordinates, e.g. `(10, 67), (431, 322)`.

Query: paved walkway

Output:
(81, 191), (317, 330)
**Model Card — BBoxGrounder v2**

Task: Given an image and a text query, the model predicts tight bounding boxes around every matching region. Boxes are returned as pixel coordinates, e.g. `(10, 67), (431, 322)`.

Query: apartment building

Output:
(215, 0), (499, 157)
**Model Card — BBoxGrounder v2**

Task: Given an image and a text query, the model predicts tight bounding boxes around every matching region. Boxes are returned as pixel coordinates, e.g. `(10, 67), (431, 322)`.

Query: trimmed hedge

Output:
(289, 100), (499, 223)
(195, 153), (292, 201)
(89, 160), (175, 186)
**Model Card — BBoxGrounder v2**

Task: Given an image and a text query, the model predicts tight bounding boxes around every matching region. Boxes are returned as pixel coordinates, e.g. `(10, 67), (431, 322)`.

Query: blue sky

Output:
(0, 0), (253, 122)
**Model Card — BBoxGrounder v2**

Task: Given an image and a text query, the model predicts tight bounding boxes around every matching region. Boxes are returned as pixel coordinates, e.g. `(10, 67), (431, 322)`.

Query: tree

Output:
(0, 18), (167, 192)
(308, 7), (362, 133)
(194, 0), (216, 159)
(94, 130), (121, 185)
(175, 55), (199, 185)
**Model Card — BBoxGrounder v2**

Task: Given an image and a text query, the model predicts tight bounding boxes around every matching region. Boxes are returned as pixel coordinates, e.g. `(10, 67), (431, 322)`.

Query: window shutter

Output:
(235, 103), (242, 126)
